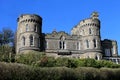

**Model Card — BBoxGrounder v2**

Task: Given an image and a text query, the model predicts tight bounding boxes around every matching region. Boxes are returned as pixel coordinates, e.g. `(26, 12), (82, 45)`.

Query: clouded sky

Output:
(0, 0), (120, 53)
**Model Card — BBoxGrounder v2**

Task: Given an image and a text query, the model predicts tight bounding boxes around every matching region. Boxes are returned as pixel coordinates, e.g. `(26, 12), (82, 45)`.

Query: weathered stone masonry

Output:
(16, 12), (120, 64)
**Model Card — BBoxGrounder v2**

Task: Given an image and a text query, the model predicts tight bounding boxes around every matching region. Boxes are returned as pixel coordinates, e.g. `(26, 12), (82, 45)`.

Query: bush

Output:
(15, 51), (45, 66)
(96, 60), (120, 68)
(0, 62), (120, 80)
(35, 56), (56, 67)
(15, 52), (120, 68)
(0, 45), (15, 62)
(55, 57), (69, 67)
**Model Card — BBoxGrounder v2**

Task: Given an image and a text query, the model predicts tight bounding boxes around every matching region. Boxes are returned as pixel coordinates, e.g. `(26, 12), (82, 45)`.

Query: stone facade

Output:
(16, 14), (42, 53)
(16, 12), (120, 63)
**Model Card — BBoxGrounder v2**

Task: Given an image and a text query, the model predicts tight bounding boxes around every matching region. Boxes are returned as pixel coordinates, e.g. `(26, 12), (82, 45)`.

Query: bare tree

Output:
(2, 28), (14, 45)
(0, 28), (15, 62)
(0, 28), (14, 46)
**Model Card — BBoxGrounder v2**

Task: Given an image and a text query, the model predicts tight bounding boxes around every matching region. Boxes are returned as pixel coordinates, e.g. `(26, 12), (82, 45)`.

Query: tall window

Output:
(59, 36), (66, 49)
(93, 39), (97, 48)
(22, 36), (25, 46)
(26, 24), (29, 31)
(105, 49), (111, 56)
(89, 28), (92, 34)
(34, 25), (37, 32)
(59, 41), (66, 49)
(77, 42), (80, 50)
(86, 40), (89, 48)
(63, 41), (65, 49)
(30, 35), (33, 46)
(59, 41), (62, 49)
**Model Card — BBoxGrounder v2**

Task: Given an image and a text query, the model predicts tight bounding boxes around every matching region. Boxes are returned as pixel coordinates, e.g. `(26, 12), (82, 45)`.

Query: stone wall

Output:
(16, 12), (118, 60)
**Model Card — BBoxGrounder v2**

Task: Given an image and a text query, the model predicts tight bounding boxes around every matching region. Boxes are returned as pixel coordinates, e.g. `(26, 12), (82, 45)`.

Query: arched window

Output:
(86, 40), (89, 48)
(26, 24), (29, 31)
(77, 42), (80, 50)
(89, 28), (92, 34)
(34, 25), (37, 32)
(93, 39), (97, 48)
(30, 35), (33, 46)
(59, 41), (62, 49)
(95, 55), (100, 60)
(95, 56), (98, 60)
(22, 36), (25, 46)
(63, 41), (64, 49)
(59, 36), (66, 49)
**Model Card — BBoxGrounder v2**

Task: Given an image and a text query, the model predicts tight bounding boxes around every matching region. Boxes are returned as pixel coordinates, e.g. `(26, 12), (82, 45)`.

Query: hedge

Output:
(15, 52), (120, 68)
(0, 62), (120, 80)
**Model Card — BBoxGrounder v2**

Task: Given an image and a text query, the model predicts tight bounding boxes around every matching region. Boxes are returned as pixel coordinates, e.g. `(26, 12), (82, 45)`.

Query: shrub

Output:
(55, 57), (69, 67)
(0, 45), (15, 62)
(67, 58), (79, 68)
(15, 52), (120, 68)
(1, 62), (120, 80)
(96, 60), (120, 68)
(35, 56), (56, 67)
(15, 51), (45, 66)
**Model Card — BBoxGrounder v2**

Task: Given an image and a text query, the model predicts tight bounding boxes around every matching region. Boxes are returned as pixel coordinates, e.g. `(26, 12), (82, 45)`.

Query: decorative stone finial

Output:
(91, 11), (99, 19)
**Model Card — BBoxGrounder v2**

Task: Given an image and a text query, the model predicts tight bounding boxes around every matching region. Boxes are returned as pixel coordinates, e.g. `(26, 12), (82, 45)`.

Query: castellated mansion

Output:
(16, 12), (120, 64)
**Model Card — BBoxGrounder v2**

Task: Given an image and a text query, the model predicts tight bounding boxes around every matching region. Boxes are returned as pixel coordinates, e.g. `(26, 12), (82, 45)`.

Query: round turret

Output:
(16, 14), (42, 53)
(81, 12), (102, 59)
(71, 12), (102, 60)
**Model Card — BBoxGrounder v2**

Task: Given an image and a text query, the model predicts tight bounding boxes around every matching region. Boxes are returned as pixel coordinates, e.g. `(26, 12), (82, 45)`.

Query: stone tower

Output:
(71, 12), (102, 59)
(81, 12), (102, 59)
(16, 14), (42, 54)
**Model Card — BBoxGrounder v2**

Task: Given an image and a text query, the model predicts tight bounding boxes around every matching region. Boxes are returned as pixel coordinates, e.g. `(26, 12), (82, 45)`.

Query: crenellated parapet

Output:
(17, 14), (42, 23)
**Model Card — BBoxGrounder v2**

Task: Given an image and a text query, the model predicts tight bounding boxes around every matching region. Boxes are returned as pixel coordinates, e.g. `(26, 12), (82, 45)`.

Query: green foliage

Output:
(0, 62), (120, 80)
(15, 51), (45, 66)
(67, 58), (78, 68)
(35, 56), (56, 67)
(15, 52), (120, 68)
(78, 59), (97, 67)
(55, 57), (69, 67)
(0, 45), (15, 62)
(0, 28), (15, 62)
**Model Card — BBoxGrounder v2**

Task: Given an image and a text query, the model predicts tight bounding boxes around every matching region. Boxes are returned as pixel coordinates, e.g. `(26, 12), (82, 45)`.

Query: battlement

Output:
(17, 14), (42, 23)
